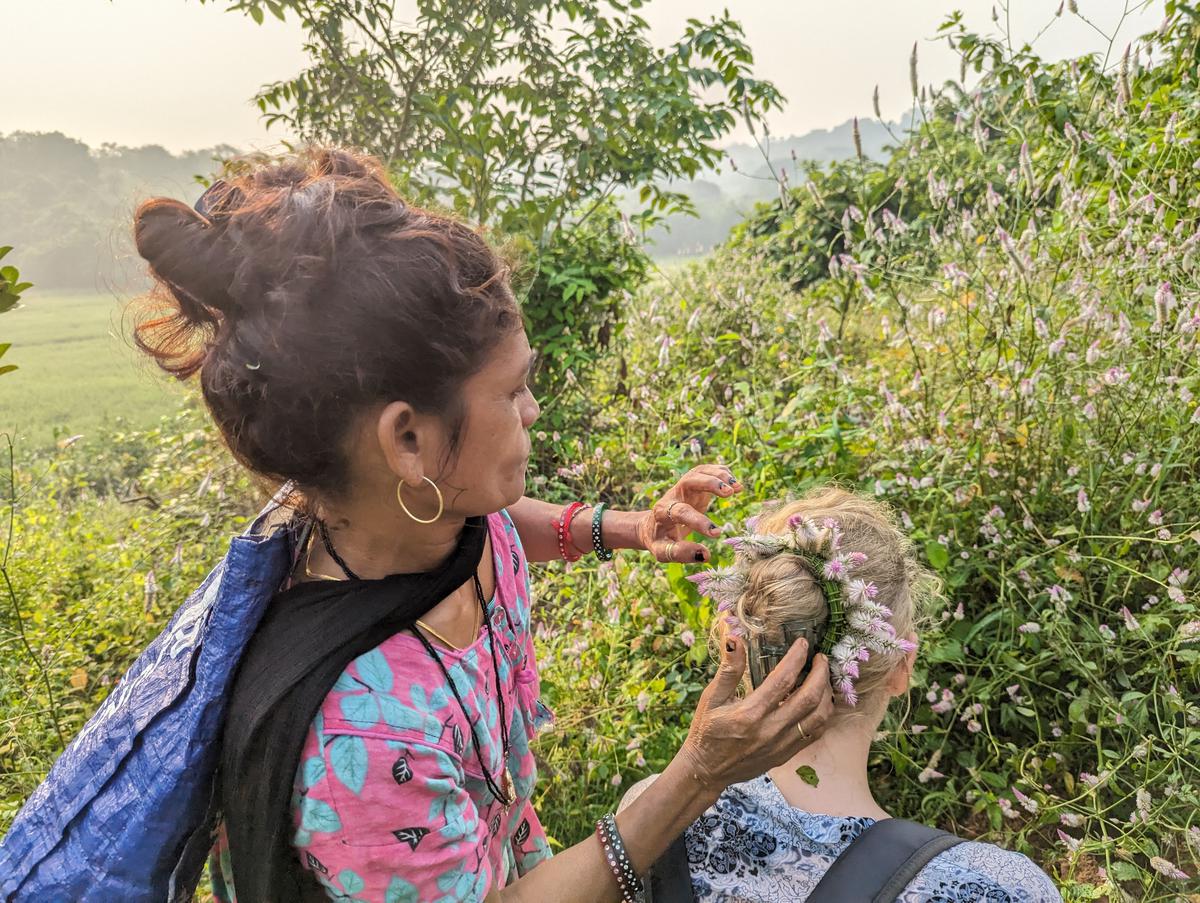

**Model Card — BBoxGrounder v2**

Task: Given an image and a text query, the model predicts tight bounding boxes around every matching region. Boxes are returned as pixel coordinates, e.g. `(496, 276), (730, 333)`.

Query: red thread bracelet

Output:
(554, 501), (588, 562)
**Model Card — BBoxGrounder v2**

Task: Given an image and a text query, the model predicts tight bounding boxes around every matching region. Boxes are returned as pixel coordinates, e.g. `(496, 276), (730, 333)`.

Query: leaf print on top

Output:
(302, 755), (326, 790)
(514, 818), (531, 846)
(330, 734), (369, 795)
(339, 691), (380, 727)
(300, 795), (342, 834)
(385, 875), (420, 903)
(273, 511), (554, 903)
(338, 868), (365, 895)
(392, 752), (413, 785)
(392, 826), (430, 850)
(355, 647), (394, 693)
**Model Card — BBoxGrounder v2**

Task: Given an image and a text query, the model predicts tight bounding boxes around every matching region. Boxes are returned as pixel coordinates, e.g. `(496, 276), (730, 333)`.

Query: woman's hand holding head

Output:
(674, 634), (834, 794)
(698, 488), (939, 721)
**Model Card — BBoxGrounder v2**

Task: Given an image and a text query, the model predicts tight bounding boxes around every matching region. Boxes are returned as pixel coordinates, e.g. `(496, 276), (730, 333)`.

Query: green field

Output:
(1, 293), (187, 453)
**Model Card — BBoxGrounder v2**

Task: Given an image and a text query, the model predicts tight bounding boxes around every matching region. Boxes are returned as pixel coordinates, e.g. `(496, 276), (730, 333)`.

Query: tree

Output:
(0, 246), (32, 378)
(206, 0), (782, 242)
(203, 0), (781, 447)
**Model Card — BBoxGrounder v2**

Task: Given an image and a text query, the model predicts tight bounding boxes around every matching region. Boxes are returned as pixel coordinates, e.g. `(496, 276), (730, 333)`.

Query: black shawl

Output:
(220, 516), (489, 902)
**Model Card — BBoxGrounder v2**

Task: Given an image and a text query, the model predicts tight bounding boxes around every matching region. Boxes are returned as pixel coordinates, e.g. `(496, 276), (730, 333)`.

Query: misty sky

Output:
(5, 0), (1162, 152)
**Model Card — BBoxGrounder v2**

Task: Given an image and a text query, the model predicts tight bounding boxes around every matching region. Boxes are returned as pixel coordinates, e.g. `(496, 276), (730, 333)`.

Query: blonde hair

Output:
(712, 487), (941, 709)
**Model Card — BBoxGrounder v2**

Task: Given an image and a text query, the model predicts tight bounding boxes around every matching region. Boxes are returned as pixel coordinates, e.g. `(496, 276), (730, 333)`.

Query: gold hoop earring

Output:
(396, 476), (444, 524)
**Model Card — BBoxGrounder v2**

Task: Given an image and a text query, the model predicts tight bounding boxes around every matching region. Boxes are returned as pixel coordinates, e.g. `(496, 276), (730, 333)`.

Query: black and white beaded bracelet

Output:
(592, 502), (614, 561)
(596, 812), (642, 902)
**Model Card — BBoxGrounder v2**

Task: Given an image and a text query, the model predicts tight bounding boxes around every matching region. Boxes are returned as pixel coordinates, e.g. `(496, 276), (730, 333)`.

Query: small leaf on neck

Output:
(795, 765), (820, 788)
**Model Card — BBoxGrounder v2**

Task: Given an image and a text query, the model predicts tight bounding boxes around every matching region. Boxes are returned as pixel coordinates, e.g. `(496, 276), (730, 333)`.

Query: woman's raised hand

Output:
(674, 636), (834, 791)
(637, 464), (743, 563)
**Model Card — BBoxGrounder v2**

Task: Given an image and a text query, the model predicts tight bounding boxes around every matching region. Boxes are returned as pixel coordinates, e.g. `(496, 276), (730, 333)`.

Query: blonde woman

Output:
(624, 488), (1060, 902)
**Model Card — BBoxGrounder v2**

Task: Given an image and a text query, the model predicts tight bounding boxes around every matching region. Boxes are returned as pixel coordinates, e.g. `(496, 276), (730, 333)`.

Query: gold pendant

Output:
(502, 766), (514, 807)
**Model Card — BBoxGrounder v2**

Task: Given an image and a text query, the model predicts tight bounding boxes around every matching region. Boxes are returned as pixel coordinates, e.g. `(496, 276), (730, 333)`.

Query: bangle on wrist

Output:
(554, 501), (587, 563)
(595, 812), (643, 903)
(592, 502), (614, 561)
(566, 503), (591, 557)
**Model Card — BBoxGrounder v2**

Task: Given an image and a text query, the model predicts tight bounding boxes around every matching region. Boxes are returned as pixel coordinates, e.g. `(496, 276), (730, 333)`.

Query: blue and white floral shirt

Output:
(684, 776), (1062, 902)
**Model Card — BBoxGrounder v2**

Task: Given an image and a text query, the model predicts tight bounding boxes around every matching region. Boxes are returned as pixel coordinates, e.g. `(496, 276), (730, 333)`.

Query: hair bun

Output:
(133, 197), (238, 325)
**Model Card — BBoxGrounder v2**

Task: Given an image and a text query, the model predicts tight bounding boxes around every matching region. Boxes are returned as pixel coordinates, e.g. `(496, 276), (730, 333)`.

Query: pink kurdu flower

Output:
(1149, 857), (1189, 880)
(847, 579), (879, 604)
(835, 677), (858, 707)
(1121, 606), (1139, 631)
(1018, 622), (1042, 634)
(1056, 830), (1081, 852)
(1012, 787), (1039, 813)
(1148, 509), (1164, 526)
(823, 556), (847, 580)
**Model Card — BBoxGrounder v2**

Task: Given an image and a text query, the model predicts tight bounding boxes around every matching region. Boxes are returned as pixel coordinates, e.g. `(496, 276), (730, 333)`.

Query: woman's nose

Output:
(524, 394), (541, 427)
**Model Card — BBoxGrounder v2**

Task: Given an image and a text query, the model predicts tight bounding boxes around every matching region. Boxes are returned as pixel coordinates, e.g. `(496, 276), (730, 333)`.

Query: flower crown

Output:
(687, 512), (915, 706)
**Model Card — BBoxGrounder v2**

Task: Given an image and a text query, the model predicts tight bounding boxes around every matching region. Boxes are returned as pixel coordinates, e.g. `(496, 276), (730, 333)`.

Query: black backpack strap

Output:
(809, 818), (964, 903)
(642, 830), (696, 903)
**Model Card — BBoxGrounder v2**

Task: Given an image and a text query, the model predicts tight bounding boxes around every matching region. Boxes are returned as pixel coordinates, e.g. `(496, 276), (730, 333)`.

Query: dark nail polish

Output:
(725, 640), (735, 653)
(694, 551), (706, 562)
(718, 482), (728, 490)
(729, 475), (739, 485)
(707, 520), (717, 531)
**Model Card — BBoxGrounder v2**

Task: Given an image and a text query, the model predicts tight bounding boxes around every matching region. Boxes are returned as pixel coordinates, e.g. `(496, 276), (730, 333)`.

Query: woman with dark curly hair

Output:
(0, 147), (835, 903)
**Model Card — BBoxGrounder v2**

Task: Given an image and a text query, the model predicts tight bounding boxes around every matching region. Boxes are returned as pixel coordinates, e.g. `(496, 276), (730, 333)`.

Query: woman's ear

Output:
(376, 401), (425, 485)
(886, 633), (919, 698)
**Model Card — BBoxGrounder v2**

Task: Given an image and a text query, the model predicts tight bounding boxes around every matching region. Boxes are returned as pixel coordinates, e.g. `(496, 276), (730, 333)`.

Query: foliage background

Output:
(3, 3), (1200, 902)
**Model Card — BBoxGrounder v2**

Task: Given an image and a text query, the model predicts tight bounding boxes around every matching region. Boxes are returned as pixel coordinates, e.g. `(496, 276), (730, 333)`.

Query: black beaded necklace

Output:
(316, 519), (514, 806)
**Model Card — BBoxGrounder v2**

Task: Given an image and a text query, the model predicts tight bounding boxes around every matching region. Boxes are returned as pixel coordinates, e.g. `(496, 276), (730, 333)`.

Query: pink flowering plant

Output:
(544, 6), (1199, 898)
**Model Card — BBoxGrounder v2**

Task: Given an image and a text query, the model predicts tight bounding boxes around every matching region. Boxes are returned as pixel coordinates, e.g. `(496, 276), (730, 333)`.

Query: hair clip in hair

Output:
(748, 617), (828, 690)
(194, 179), (244, 224)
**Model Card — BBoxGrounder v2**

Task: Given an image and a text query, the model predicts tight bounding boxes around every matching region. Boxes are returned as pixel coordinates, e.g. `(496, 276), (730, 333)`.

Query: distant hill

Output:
(0, 120), (907, 290)
(0, 132), (230, 291)
(633, 117), (909, 258)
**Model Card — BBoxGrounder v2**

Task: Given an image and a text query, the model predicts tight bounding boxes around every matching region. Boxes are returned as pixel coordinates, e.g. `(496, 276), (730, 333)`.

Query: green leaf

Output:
(1108, 861), (1142, 882)
(924, 540), (949, 571)
(795, 765), (819, 787)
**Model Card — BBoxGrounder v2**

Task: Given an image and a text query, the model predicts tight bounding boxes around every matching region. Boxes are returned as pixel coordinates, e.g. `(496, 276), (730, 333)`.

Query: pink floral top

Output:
(211, 509), (553, 902)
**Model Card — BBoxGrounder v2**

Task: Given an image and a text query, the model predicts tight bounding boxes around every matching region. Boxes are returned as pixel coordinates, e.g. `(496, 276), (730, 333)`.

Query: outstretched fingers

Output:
(656, 499), (721, 538)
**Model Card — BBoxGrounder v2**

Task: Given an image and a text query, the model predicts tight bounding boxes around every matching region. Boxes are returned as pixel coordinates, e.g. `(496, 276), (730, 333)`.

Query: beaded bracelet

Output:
(595, 812), (642, 903)
(554, 501), (588, 563)
(591, 502), (614, 561)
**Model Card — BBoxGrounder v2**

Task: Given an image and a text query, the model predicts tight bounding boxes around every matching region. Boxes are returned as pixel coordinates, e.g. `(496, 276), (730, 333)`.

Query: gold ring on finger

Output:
(666, 500), (680, 523)
(797, 721), (809, 741)
(664, 541), (677, 561)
